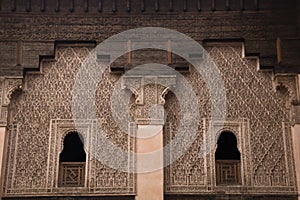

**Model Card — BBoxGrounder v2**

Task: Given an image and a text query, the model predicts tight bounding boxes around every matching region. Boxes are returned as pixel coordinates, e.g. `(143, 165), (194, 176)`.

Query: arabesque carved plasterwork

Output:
(122, 75), (176, 125)
(2, 78), (22, 106)
(3, 44), (298, 197)
(164, 45), (296, 194)
(4, 46), (135, 196)
(0, 77), (22, 127)
(204, 118), (251, 190)
(46, 119), (135, 194)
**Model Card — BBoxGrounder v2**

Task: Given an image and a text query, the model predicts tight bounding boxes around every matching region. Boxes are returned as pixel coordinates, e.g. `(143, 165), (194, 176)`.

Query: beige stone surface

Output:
(292, 124), (300, 200)
(0, 127), (6, 200)
(0, 128), (5, 177)
(136, 125), (164, 200)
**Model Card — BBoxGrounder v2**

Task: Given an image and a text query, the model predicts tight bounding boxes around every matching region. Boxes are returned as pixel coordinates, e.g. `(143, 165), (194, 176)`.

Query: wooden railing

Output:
(59, 162), (85, 187)
(216, 160), (241, 185)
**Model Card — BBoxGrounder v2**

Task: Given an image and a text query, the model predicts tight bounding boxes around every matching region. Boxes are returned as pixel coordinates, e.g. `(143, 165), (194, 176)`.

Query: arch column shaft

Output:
(292, 124), (300, 200)
(122, 74), (177, 200)
(136, 125), (163, 200)
(0, 77), (23, 199)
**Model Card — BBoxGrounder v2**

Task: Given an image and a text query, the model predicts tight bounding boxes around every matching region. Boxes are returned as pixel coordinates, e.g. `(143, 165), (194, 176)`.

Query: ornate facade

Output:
(0, 1), (300, 200)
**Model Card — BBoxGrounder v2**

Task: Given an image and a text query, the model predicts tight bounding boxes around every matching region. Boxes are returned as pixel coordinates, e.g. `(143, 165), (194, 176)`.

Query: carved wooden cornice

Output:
(0, 0), (261, 14)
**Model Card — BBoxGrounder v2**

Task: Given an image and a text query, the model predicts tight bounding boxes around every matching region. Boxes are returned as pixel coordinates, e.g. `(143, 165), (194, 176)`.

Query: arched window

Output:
(59, 131), (86, 187)
(215, 131), (241, 185)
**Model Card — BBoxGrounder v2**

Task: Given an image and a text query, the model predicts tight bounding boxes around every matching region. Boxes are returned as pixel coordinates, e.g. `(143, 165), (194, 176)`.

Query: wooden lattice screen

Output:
(216, 160), (241, 185)
(59, 162), (85, 187)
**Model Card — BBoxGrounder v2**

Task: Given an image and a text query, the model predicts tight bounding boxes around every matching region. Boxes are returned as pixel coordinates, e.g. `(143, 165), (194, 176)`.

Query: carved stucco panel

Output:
(0, 77), (23, 127)
(206, 46), (296, 191)
(165, 45), (296, 194)
(4, 46), (135, 196)
(122, 75), (176, 125)
(204, 118), (251, 189)
(3, 45), (297, 196)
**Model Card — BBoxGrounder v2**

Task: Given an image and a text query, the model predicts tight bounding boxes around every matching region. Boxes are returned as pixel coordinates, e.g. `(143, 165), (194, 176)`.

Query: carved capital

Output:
(122, 75), (176, 105)
(122, 75), (176, 124)
(0, 77), (23, 127)
(2, 77), (23, 106)
(273, 74), (298, 104)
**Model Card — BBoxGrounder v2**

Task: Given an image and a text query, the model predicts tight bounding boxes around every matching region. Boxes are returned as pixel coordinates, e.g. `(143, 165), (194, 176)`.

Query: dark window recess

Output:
(215, 131), (241, 185)
(59, 132), (86, 187)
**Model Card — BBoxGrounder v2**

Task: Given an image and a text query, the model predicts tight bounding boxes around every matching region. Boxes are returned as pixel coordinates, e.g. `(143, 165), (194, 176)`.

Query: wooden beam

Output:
(127, 40), (132, 65)
(98, 0), (102, 12)
(183, 0), (187, 12)
(26, 0), (31, 12)
(155, 0), (159, 12)
(198, 0), (201, 11)
(240, 0), (244, 10)
(226, 0), (230, 11)
(126, 0), (131, 12)
(11, 0), (16, 11)
(55, 0), (60, 12)
(112, 0), (116, 12)
(84, 0), (88, 12)
(276, 38), (282, 64)
(169, 0), (173, 12)
(141, 0), (145, 12)
(254, 0), (259, 10)
(40, 0), (45, 11)
(17, 41), (23, 66)
(69, 0), (74, 12)
(211, 0), (215, 11)
(167, 40), (172, 65)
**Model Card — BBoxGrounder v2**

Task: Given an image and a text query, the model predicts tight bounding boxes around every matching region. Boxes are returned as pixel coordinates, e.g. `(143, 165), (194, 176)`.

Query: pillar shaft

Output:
(136, 125), (163, 200)
(292, 124), (300, 200)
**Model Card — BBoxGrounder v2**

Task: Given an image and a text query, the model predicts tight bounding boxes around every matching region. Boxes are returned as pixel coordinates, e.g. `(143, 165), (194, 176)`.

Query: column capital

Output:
(121, 75), (176, 125)
(0, 77), (23, 127)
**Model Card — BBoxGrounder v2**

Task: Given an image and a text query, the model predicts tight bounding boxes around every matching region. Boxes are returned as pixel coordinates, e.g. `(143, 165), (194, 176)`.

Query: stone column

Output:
(274, 74), (300, 199)
(122, 75), (176, 200)
(289, 75), (300, 200)
(136, 125), (164, 200)
(292, 124), (300, 200)
(292, 75), (300, 200)
(0, 77), (22, 199)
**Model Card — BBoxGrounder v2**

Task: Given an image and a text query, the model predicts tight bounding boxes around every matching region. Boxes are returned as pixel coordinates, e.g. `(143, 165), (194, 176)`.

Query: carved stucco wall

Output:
(164, 45), (297, 194)
(4, 46), (135, 196)
(2, 44), (298, 197)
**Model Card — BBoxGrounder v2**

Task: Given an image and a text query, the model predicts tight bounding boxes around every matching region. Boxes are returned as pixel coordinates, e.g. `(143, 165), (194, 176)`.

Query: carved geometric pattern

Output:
(216, 160), (241, 185)
(2, 78), (22, 106)
(164, 92), (207, 193)
(204, 118), (251, 189)
(3, 45), (297, 197)
(4, 47), (135, 196)
(164, 45), (296, 194)
(47, 119), (93, 191)
(122, 75), (176, 125)
(207, 46), (296, 191)
(0, 77), (22, 126)
(59, 162), (85, 187)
